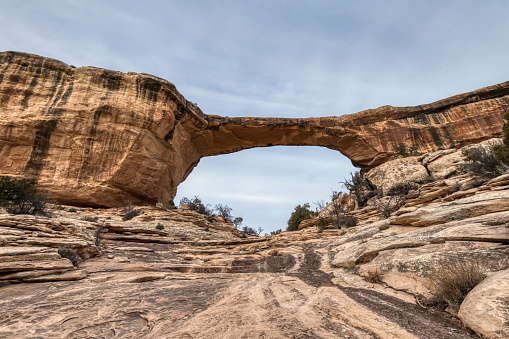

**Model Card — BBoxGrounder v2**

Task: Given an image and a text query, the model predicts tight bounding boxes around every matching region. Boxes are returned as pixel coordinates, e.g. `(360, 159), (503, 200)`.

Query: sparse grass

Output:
(342, 216), (358, 228)
(426, 260), (487, 311)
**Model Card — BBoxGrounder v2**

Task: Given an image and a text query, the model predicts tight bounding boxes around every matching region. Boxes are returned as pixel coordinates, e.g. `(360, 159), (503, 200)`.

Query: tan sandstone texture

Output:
(459, 269), (509, 339)
(2, 148), (509, 337)
(1, 51), (508, 207)
(0, 203), (481, 338)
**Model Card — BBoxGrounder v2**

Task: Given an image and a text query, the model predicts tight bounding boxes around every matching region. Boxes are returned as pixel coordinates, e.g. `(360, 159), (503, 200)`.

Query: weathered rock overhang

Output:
(0, 51), (507, 207)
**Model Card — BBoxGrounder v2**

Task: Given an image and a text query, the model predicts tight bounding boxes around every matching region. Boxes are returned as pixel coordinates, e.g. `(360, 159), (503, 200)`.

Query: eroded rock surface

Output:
(0, 204), (479, 338)
(459, 268), (509, 339)
(1, 51), (508, 207)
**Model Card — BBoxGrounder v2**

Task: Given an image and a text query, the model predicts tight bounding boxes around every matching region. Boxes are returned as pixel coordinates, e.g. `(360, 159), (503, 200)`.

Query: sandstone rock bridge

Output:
(0, 51), (508, 207)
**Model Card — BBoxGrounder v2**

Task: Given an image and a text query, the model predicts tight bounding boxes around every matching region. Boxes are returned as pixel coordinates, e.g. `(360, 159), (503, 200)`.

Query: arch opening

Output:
(175, 146), (355, 234)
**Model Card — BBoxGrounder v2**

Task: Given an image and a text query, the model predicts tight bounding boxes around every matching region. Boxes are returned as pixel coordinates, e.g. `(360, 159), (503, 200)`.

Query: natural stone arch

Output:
(0, 51), (507, 207)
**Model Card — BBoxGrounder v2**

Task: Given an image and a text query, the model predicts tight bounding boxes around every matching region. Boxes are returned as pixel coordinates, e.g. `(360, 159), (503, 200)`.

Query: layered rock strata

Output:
(1, 51), (508, 207)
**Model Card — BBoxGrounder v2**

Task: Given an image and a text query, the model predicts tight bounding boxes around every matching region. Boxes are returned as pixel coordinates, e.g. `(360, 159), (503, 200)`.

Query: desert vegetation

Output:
(392, 143), (421, 158)
(339, 171), (375, 208)
(0, 176), (48, 215)
(122, 202), (140, 221)
(286, 203), (317, 231)
(180, 196), (264, 236)
(179, 196), (213, 215)
(371, 182), (417, 218)
(426, 260), (487, 312)
(315, 192), (358, 230)
(58, 246), (81, 267)
(462, 141), (505, 179)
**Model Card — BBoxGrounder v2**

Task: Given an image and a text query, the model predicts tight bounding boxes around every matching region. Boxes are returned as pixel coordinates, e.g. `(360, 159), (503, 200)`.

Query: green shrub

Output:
(386, 182), (418, 196)
(215, 204), (233, 219)
(342, 216), (358, 228)
(371, 182), (417, 219)
(179, 196), (213, 215)
(233, 217), (243, 228)
(241, 225), (263, 236)
(58, 247), (80, 267)
(0, 176), (47, 215)
(426, 260), (487, 311)
(286, 203), (317, 232)
(270, 229), (282, 235)
(166, 199), (177, 210)
(392, 143), (421, 158)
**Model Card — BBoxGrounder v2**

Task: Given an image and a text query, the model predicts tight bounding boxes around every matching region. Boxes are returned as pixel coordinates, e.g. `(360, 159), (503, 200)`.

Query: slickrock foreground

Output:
(1, 51), (508, 207)
(0, 205), (480, 338)
(3, 144), (509, 338)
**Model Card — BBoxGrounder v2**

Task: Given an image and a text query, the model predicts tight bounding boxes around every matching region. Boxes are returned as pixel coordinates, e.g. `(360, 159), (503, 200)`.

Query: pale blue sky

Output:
(2, 1), (509, 232)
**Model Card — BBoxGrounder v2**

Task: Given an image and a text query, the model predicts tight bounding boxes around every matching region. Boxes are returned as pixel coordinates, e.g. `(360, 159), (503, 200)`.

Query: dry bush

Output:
(462, 142), (505, 178)
(58, 247), (80, 267)
(364, 268), (384, 283)
(426, 260), (487, 311)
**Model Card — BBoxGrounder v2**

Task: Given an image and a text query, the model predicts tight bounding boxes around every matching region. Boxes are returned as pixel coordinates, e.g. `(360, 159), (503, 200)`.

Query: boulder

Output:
(423, 139), (503, 180)
(459, 268), (509, 339)
(365, 157), (430, 196)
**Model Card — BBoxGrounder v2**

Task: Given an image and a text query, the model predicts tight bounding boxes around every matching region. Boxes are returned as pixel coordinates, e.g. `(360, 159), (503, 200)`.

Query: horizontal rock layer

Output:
(1, 51), (508, 206)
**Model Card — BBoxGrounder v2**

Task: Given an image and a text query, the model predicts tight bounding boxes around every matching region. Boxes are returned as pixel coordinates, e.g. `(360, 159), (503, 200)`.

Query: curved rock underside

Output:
(0, 51), (508, 207)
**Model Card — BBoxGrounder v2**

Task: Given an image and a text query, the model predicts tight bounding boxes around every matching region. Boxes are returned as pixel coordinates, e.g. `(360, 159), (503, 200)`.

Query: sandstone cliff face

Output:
(0, 51), (206, 207)
(1, 51), (508, 206)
